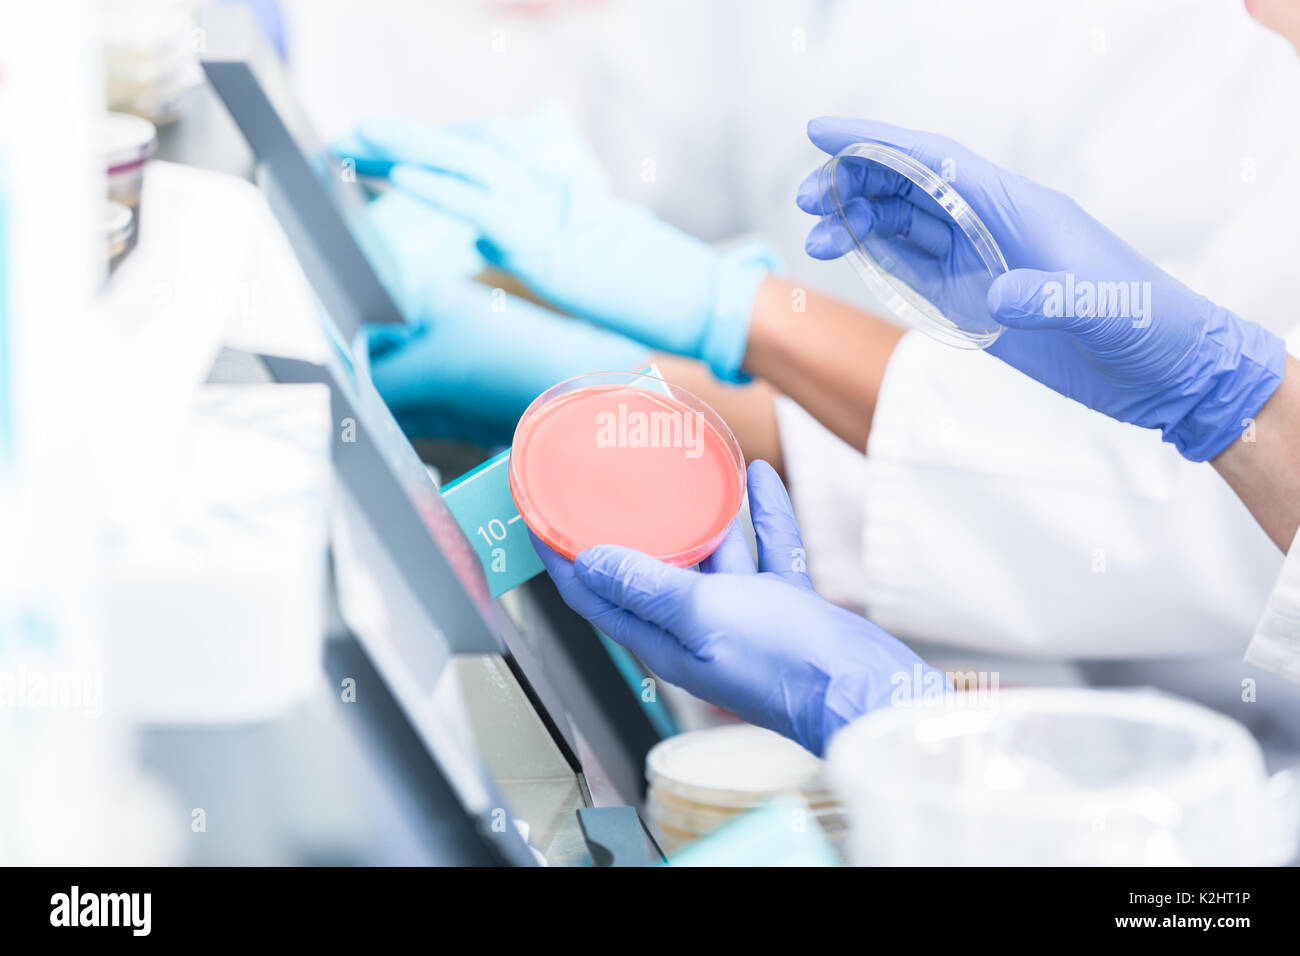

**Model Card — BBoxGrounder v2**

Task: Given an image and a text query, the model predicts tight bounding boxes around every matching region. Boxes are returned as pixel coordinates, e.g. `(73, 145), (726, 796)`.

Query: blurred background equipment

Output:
(0, 0), (180, 866)
(829, 689), (1300, 866)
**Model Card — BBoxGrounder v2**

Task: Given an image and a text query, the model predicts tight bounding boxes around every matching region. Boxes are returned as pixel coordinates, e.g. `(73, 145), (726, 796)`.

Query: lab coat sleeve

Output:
(792, 329), (1292, 659)
(772, 395), (870, 614)
(1245, 515), (1300, 683)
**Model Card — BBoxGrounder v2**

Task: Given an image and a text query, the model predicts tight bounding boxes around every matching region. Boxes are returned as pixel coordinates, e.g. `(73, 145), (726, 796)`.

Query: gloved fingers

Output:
(533, 534), (661, 645)
(573, 545), (696, 633)
(531, 530), (620, 619)
(375, 273), (497, 332)
(389, 165), (515, 246)
(357, 187), (486, 317)
(355, 115), (521, 193)
(361, 185), (482, 250)
(411, 277), (649, 369)
(862, 197), (954, 259)
(699, 518), (755, 576)
(531, 532), (694, 681)
(365, 319), (425, 361)
(804, 196), (954, 261)
(330, 132), (397, 178)
(803, 212), (858, 260)
(589, 610), (696, 690)
(338, 116), (508, 176)
(795, 160), (916, 216)
(369, 275), (653, 395)
(986, 268), (1124, 334)
(746, 460), (814, 591)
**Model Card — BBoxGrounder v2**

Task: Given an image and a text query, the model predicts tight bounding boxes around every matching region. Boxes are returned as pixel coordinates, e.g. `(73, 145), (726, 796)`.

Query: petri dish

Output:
(818, 141), (1008, 349)
(509, 371), (745, 566)
(645, 725), (829, 810)
(104, 0), (204, 125)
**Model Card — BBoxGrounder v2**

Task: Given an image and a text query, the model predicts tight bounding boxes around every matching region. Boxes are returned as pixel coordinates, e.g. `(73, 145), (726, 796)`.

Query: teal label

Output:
(440, 449), (542, 598)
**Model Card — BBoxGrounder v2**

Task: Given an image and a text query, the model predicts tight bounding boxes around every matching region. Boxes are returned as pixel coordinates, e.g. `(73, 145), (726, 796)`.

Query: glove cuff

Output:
(1165, 307), (1287, 462)
(818, 656), (950, 757)
(701, 241), (781, 382)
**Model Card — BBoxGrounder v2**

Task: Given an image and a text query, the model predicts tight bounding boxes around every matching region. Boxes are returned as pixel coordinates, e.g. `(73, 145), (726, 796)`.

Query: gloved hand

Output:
(367, 278), (650, 446)
(352, 187), (649, 445)
(351, 187), (485, 346)
(336, 113), (777, 381)
(798, 117), (1287, 462)
(531, 460), (944, 756)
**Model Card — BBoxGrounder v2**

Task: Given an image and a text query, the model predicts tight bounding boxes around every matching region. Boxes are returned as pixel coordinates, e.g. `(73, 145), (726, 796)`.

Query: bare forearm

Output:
(654, 353), (785, 476)
(1212, 354), (1300, 551)
(741, 276), (903, 452)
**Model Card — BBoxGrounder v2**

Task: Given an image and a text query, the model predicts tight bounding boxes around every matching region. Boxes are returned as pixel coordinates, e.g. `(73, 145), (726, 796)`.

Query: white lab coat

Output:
(779, 327), (1300, 660)
(763, 2), (1300, 663)
(285, 0), (1300, 664)
(1249, 527), (1300, 683)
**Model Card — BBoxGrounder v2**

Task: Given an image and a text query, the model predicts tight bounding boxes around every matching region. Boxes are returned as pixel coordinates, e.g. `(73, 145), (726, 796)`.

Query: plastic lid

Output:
(819, 141), (1007, 349)
(509, 371), (745, 566)
(104, 111), (158, 171)
(646, 725), (828, 809)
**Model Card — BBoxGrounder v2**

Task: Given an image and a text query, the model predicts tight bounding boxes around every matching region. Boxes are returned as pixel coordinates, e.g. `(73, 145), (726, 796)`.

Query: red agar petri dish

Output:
(509, 372), (746, 566)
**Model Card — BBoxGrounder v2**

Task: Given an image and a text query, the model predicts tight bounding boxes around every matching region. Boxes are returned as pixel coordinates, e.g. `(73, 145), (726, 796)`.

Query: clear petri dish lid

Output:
(509, 371), (745, 566)
(818, 141), (1008, 349)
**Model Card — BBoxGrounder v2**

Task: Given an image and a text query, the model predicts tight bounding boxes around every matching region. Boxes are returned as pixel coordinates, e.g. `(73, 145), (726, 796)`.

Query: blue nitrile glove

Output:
(531, 460), (944, 756)
(352, 187), (485, 354)
(368, 279), (650, 446)
(336, 106), (614, 186)
(798, 117), (1287, 462)
(335, 113), (778, 382)
(353, 186), (648, 444)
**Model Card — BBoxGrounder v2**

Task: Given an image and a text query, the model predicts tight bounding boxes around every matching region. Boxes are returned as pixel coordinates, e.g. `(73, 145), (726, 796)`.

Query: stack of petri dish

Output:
(104, 0), (204, 126)
(102, 112), (157, 265)
(645, 725), (849, 857)
(104, 201), (135, 271)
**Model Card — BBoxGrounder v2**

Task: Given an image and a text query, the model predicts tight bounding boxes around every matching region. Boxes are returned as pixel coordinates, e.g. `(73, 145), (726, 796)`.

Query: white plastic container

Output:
(100, 384), (332, 724)
(104, 111), (156, 210)
(828, 688), (1300, 866)
(645, 725), (846, 855)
